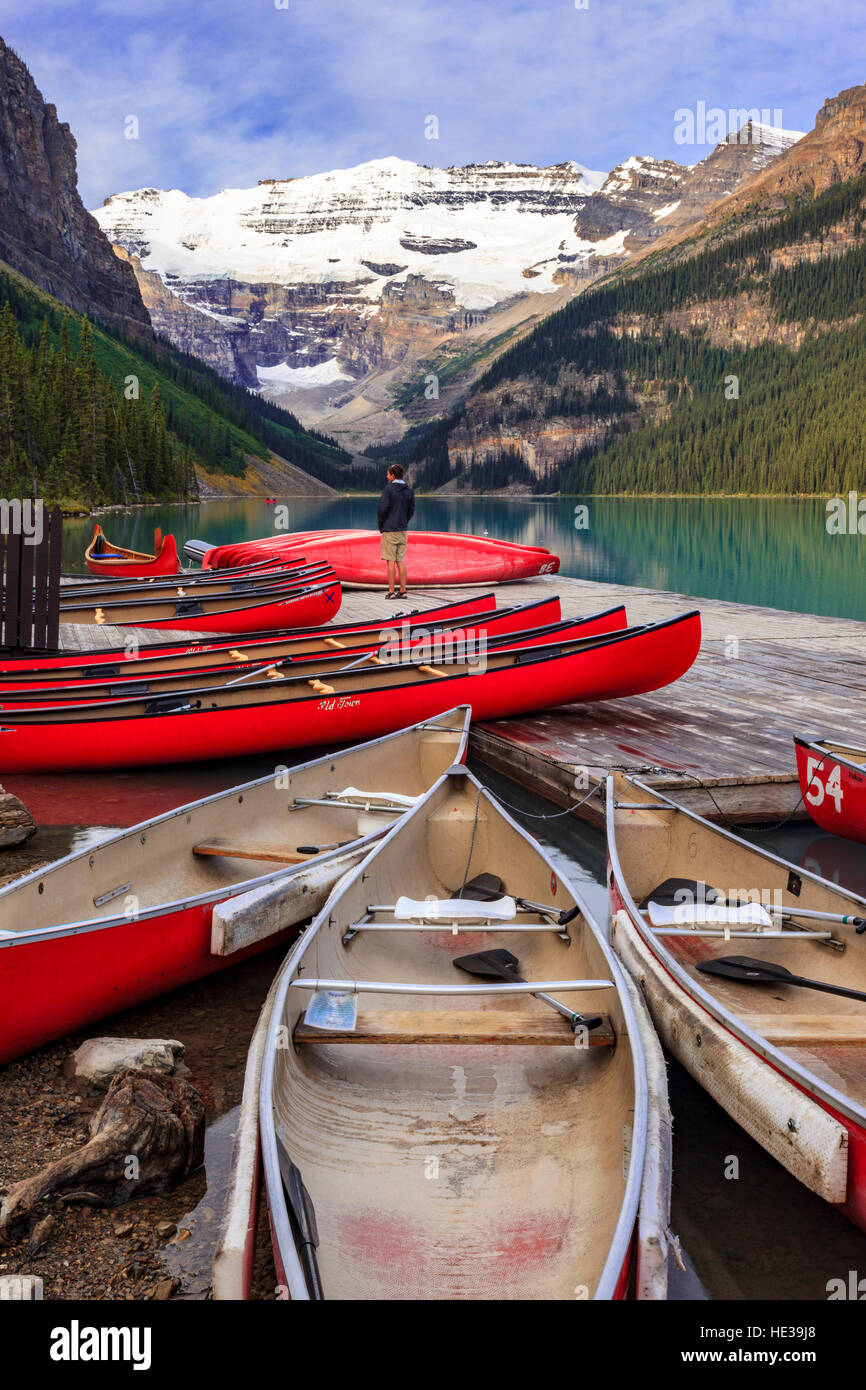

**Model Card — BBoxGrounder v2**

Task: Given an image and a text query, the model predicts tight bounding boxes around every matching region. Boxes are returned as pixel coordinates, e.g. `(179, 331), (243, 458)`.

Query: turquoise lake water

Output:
(63, 494), (865, 620)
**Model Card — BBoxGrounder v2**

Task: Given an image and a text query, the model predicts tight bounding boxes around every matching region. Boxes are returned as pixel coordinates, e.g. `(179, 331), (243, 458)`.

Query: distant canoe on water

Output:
(198, 529), (561, 586)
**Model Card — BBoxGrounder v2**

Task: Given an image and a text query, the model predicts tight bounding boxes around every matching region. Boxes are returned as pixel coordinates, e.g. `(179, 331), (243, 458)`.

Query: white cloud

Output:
(1, 0), (862, 206)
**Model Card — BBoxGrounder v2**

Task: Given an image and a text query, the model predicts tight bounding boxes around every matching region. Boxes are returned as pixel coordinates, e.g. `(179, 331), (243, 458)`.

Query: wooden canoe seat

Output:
(192, 839), (310, 864)
(742, 1014), (866, 1047)
(294, 1009), (615, 1047)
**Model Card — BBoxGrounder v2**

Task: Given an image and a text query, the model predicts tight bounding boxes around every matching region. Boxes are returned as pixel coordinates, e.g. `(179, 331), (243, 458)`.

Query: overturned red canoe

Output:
(795, 736), (866, 846)
(201, 529), (560, 586)
(85, 524), (181, 577)
(0, 611), (700, 772)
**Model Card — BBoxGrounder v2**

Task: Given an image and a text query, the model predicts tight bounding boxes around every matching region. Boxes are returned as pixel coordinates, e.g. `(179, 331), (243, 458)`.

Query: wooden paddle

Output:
(698, 955), (866, 1003)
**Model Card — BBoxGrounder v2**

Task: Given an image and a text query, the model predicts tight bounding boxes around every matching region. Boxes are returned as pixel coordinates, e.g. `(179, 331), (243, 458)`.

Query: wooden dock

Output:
(58, 574), (865, 826)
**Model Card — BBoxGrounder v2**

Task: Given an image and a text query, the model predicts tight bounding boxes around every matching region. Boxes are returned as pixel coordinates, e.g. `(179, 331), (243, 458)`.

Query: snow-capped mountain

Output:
(97, 158), (610, 309)
(93, 130), (803, 446)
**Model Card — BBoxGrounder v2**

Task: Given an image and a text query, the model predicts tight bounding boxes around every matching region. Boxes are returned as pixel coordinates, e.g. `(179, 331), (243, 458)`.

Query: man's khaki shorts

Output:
(381, 531), (407, 562)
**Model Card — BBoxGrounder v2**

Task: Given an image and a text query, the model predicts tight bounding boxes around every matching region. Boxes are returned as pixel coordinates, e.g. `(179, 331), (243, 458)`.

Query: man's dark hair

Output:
(387, 464), (404, 479)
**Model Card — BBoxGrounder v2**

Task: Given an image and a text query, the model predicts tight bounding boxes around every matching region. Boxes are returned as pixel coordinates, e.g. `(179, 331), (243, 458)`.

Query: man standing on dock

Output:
(378, 465), (415, 599)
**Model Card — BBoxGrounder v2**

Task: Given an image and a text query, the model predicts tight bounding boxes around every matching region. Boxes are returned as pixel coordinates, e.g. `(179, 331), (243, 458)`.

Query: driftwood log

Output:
(0, 1069), (205, 1238)
(0, 785), (35, 848)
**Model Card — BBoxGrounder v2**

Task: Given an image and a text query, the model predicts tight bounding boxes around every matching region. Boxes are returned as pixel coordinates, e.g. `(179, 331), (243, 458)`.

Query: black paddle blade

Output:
(276, 1142), (320, 1250)
(456, 873), (506, 902)
(276, 1138), (324, 1300)
(639, 878), (724, 912)
(698, 955), (866, 1003)
(698, 955), (794, 985)
(453, 948), (522, 981)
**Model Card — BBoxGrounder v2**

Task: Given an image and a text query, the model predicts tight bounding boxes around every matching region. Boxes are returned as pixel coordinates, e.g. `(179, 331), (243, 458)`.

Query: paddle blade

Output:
(453, 948), (521, 981)
(697, 955), (795, 985)
(639, 878), (724, 911)
(276, 1140), (320, 1250)
(456, 873), (506, 902)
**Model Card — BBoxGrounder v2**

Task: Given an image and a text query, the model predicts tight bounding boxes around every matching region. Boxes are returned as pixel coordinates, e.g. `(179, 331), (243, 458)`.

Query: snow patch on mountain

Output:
(256, 358), (353, 389)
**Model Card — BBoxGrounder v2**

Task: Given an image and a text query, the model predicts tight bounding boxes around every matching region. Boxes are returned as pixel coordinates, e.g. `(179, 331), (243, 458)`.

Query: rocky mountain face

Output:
(0, 38), (149, 333)
(411, 83), (866, 487)
(93, 128), (802, 447)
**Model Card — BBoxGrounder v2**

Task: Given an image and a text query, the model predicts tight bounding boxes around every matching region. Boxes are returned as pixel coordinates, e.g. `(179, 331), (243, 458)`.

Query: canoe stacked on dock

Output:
(0, 610), (701, 771)
(0, 593), (499, 679)
(0, 708), (471, 1062)
(0, 602), (626, 705)
(607, 770), (866, 1232)
(85, 524), (181, 577)
(198, 528), (561, 586)
(58, 565), (343, 634)
(253, 765), (669, 1300)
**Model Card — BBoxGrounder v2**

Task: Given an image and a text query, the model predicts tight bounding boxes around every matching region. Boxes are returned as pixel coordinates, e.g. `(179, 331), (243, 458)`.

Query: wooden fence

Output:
(0, 504), (63, 653)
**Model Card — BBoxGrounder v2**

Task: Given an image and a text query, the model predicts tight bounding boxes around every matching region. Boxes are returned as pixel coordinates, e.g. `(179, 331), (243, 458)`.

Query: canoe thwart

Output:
(193, 839), (312, 864)
(294, 1008), (616, 1047)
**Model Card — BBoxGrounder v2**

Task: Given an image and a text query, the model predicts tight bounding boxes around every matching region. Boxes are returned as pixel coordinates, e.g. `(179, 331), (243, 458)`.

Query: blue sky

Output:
(2, 0), (863, 207)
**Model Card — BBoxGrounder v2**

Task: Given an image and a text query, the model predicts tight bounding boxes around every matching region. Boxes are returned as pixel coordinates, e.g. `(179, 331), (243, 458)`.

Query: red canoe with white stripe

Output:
(795, 736), (866, 846)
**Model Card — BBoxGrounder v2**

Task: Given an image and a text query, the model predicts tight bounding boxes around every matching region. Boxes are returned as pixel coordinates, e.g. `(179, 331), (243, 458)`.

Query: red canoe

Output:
(0, 605), (628, 706)
(201, 529), (561, 586)
(56, 575), (344, 634)
(795, 736), (866, 846)
(0, 594), (499, 678)
(0, 709), (471, 1063)
(85, 524), (181, 577)
(0, 612), (700, 772)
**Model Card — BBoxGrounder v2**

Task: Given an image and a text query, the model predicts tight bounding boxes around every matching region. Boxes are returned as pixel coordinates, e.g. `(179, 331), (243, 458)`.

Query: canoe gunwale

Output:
(605, 773), (866, 1132)
(0, 595), (502, 673)
(0, 706), (471, 948)
(259, 767), (649, 1303)
(794, 735), (866, 777)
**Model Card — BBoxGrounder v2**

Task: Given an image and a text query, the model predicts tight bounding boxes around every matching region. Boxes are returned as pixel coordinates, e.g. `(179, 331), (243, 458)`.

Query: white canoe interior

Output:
(609, 772), (866, 1119)
(0, 709), (469, 943)
(262, 770), (646, 1301)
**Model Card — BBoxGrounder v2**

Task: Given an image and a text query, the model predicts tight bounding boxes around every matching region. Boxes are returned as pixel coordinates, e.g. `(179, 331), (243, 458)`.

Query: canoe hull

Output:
(0, 613), (700, 771)
(0, 595), (498, 677)
(0, 900), (297, 1064)
(203, 529), (560, 586)
(606, 774), (866, 1234)
(795, 737), (866, 846)
(84, 525), (181, 577)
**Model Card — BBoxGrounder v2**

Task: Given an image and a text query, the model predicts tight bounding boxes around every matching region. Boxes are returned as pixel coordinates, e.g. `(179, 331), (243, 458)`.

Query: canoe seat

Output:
(192, 839), (311, 864)
(741, 1014), (866, 1047)
(294, 1009), (615, 1047)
